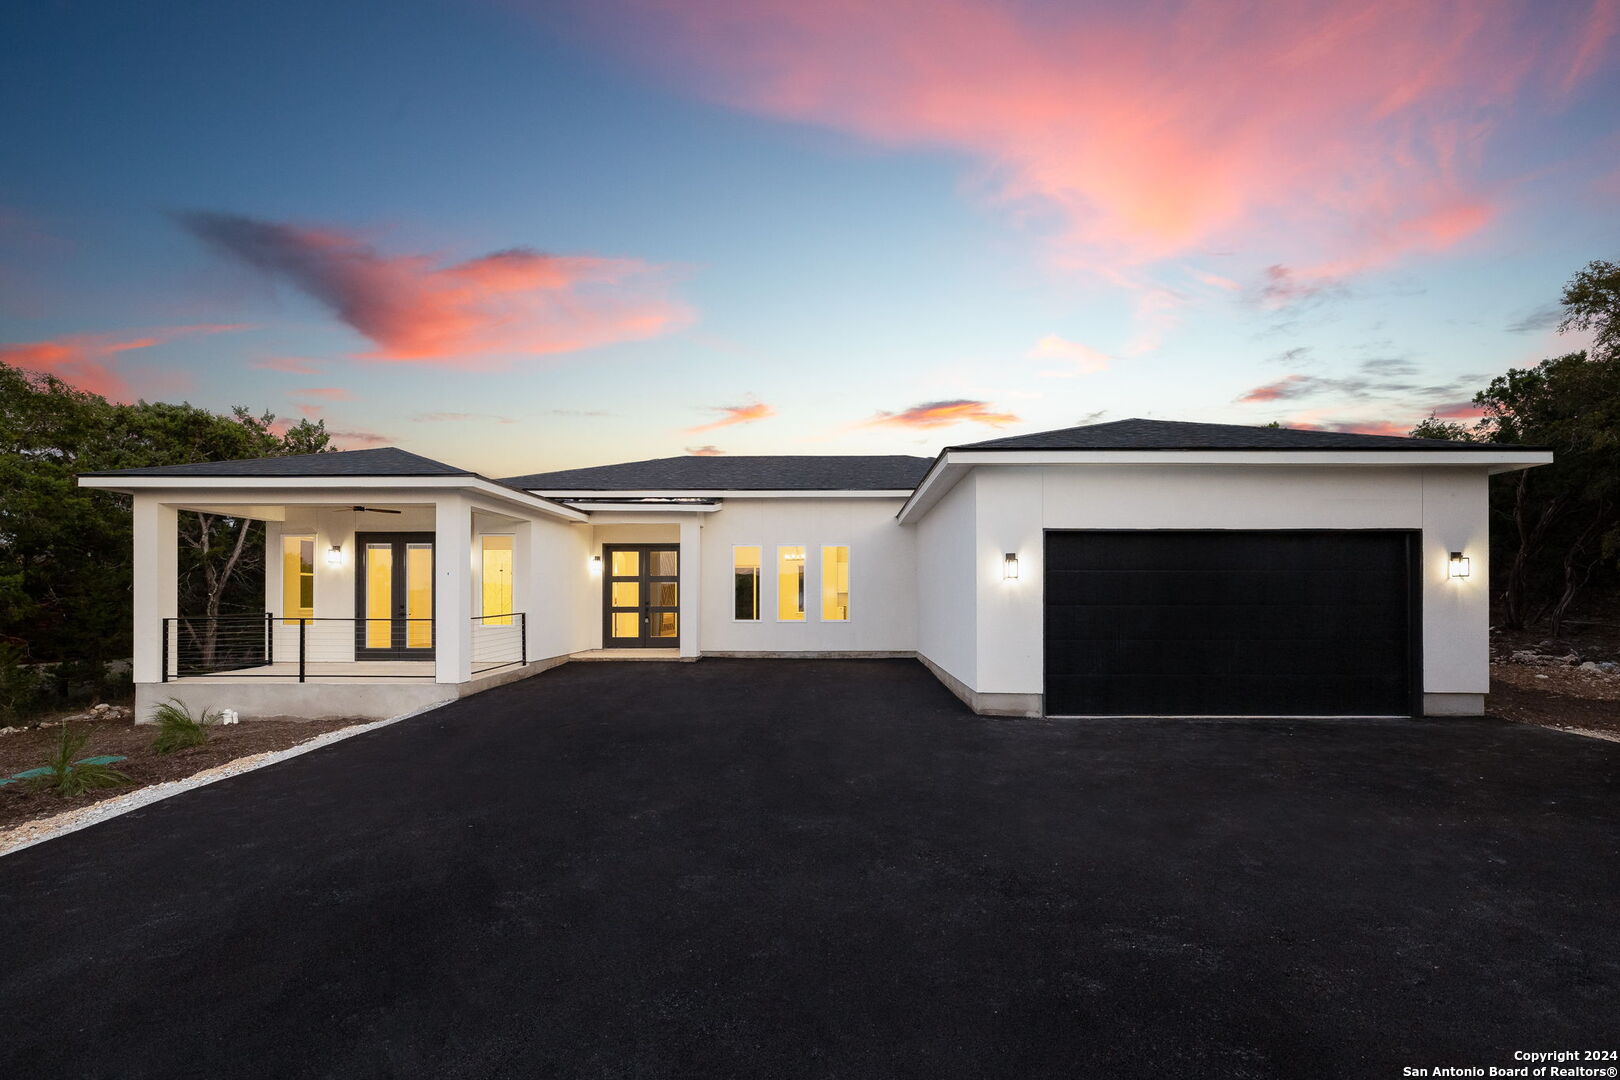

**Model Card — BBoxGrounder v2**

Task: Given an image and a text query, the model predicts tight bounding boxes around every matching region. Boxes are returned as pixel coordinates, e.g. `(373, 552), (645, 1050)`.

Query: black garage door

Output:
(1044, 531), (1417, 716)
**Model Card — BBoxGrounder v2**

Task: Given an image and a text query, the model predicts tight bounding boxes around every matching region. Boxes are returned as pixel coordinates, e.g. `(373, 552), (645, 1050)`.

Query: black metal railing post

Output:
(161, 618), (170, 683)
(298, 618), (307, 683)
(265, 611), (273, 665)
(521, 612), (527, 666)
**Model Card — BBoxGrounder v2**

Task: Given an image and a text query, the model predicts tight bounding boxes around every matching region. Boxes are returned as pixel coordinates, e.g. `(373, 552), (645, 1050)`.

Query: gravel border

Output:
(1550, 726), (1620, 743)
(0, 701), (445, 858)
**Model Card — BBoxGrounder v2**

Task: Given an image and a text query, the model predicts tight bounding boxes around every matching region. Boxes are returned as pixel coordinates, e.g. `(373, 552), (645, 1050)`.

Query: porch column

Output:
(132, 495), (178, 684)
(679, 517), (701, 658)
(434, 494), (473, 683)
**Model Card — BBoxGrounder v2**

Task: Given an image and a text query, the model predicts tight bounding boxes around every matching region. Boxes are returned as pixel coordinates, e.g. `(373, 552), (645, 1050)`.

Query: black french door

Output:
(602, 545), (679, 648)
(354, 532), (436, 660)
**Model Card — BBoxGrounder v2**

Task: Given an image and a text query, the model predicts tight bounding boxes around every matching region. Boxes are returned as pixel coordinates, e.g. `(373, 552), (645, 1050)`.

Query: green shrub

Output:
(150, 699), (216, 754)
(0, 644), (48, 726)
(27, 725), (131, 797)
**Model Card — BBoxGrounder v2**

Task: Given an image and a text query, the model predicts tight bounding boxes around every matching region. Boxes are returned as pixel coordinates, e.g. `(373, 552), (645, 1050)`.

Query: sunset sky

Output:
(2, 0), (1617, 475)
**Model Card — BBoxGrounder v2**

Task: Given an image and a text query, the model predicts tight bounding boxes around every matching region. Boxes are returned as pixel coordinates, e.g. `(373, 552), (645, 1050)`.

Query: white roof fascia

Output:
(529, 489), (913, 500)
(561, 502), (723, 513)
(896, 448), (1555, 524)
(77, 473), (589, 523)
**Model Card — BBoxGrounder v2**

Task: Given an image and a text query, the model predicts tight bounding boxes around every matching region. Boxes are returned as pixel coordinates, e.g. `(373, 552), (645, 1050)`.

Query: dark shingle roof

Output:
(504, 455), (934, 491)
(81, 447), (472, 478)
(954, 418), (1529, 452)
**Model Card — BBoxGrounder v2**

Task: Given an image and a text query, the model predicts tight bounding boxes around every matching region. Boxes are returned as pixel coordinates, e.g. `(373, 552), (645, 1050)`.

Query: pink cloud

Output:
(0, 323), (248, 400)
(570, 0), (1612, 275)
(1286, 414), (1412, 437)
(178, 211), (692, 367)
(1028, 334), (1111, 376)
(1191, 270), (1241, 292)
(297, 404), (325, 418)
(328, 429), (392, 448)
(863, 399), (1020, 429)
(253, 356), (323, 374)
(685, 444), (726, 456)
(1238, 374), (1316, 403)
(1429, 401), (1486, 420)
(686, 401), (775, 433)
(295, 386), (352, 400)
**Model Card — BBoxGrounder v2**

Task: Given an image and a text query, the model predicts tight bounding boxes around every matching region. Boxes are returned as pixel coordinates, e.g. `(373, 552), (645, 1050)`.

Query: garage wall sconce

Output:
(324, 544), (345, 568)
(589, 555), (602, 575)
(1448, 551), (1471, 580)
(1003, 552), (1020, 581)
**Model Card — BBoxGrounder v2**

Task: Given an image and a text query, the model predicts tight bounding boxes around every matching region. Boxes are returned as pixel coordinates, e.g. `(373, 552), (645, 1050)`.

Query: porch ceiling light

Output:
(1003, 552), (1020, 581)
(1448, 551), (1471, 580)
(325, 544), (345, 568)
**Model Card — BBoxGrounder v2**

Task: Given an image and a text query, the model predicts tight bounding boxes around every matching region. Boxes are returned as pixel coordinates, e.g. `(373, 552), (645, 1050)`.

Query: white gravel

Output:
(0, 702), (444, 858)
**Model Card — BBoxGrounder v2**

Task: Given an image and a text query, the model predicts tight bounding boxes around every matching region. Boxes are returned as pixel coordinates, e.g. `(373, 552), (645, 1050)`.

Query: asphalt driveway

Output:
(3, 659), (1617, 1079)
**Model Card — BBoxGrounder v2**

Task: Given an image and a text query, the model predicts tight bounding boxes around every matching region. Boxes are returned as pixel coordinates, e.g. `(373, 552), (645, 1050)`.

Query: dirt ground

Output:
(0, 714), (363, 830)
(1488, 663), (1620, 736)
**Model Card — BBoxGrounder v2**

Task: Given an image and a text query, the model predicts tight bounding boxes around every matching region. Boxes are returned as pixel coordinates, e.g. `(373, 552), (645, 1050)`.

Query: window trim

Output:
(280, 533), (316, 625)
(731, 544), (763, 623)
(819, 543), (851, 623)
(478, 533), (516, 626)
(774, 544), (807, 623)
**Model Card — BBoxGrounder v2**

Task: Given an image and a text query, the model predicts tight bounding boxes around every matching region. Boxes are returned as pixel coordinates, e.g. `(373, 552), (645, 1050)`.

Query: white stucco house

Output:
(78, 418), (1551, 722)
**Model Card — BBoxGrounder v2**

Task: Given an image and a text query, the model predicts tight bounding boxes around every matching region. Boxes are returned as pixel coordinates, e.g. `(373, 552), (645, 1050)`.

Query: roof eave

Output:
(895, 446), (1555, 524)
(527, 487), (916, 499)
(77, 473), (589, 523)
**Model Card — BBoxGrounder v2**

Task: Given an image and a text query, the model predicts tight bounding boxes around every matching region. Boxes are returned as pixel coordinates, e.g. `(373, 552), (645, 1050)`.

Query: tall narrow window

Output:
(821, 546), (850, 621)
(733, 546), (761, 621)
(777, 545), (806, 621)
(481, 535), (513, 626)
(281, 535), (315, 624)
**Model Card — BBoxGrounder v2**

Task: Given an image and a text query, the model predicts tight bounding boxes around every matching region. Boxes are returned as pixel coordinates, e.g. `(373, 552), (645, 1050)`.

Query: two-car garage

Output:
(903, 418), (1549, 719)
(1043, 530), (1419, 717)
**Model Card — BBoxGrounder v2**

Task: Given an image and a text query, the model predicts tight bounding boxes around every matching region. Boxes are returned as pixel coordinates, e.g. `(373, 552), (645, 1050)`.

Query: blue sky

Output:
(2, 0), (1616, 476)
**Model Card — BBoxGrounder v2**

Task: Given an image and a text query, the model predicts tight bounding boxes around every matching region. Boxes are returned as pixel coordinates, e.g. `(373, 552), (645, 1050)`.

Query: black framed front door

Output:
(602, 545), (679, 648)
(355, 532), (436, 660)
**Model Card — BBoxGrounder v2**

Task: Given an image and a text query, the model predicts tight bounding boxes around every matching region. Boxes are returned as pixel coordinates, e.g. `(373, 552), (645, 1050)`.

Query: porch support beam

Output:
(132, 495), (179, 685)
(434, 494), (473, 684)
(679, 517), (702, 658)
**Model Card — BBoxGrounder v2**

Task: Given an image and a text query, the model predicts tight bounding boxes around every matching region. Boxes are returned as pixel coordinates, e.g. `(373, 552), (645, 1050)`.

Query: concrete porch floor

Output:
(169, 660), (518, 683)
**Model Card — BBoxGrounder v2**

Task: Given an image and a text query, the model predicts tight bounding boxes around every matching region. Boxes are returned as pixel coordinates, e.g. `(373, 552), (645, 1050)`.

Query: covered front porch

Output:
(80, 451), (592, 721)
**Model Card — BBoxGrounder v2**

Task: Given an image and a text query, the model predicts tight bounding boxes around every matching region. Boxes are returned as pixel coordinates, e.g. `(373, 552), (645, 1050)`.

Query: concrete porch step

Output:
(568, 649), (694, 662)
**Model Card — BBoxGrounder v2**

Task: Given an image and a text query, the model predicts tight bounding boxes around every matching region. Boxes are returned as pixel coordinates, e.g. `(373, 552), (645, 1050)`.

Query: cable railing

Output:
(162, 612), (527, 682)
(472, 612), (526, 671)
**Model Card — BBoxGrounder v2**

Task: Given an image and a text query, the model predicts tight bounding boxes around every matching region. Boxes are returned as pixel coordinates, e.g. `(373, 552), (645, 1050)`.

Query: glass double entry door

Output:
(355, 532), (435, 660)
(603, 545), (679, 648)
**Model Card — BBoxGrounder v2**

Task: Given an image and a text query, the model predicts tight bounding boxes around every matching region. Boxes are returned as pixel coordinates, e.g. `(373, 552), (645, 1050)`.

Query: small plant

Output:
(150, 699), (217, 754)
(28, 725), (131, 797)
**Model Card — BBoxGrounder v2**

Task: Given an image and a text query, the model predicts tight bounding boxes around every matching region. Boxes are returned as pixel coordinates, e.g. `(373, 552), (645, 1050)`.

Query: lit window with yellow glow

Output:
(481, 535), (513, 626)
(281, 535), (315, 624)
(777, 545), (805, 621)
(733, 546), (761, 620)
(821, 546), (850, 621)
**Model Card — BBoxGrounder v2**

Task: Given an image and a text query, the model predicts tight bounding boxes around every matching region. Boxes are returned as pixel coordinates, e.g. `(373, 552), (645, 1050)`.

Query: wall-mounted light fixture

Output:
(589, 555), (603, 575)
(1448, 551), (1471, 580)
(325, 544), (345, 568)
(1003, 552), (1020, 581)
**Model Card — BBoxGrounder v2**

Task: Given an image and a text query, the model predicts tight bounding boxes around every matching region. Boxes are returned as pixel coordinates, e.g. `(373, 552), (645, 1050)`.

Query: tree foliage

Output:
(0, 364), (330, 677)
(1412, 259), (1620, 633)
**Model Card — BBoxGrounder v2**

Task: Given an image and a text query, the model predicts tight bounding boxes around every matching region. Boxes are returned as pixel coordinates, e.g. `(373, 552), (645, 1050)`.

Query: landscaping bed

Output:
(0, 710), (364, 831)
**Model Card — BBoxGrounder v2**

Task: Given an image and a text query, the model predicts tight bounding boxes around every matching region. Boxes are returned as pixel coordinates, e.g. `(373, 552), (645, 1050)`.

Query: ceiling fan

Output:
(349, 504), (401, 515)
